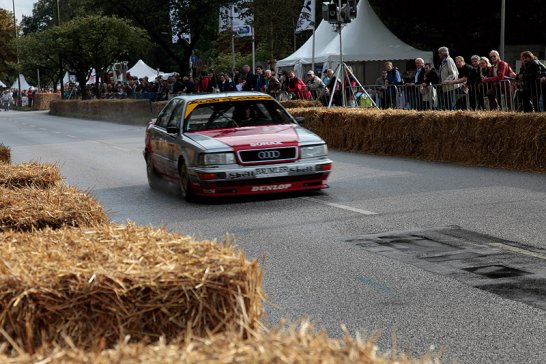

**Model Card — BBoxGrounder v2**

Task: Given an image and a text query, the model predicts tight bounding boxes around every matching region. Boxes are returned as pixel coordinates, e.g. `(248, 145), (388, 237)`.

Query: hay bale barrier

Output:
(33, 93), (61, 110)
(49, 99), (168, 125)
(0, 162), (63, 189)
(0, 223), (264, 352)
(0, 184), (108, 232)
(0, 143), (10, 164)
(0, 322), (437, 363)
(290, 108), (546, 172)
(48, 99), (545, 171)
(281, 99), (322, 109)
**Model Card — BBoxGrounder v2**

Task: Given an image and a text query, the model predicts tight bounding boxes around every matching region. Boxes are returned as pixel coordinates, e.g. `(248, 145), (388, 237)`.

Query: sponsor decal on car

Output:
(250, 141), (283, 147)
(226, 165), (316, 180)
(251, 184), (292, 192)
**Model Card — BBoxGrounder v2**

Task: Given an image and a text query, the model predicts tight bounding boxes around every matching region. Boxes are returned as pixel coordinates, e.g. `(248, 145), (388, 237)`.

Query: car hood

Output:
(190, 125), (300, 150)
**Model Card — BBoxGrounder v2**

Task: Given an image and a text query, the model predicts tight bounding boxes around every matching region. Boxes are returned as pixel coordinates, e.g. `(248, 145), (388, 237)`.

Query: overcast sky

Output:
(0, 0), (35, 21)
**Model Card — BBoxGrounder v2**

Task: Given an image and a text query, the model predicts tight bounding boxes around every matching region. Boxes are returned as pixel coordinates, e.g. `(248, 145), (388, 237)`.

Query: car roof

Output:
(173, 91), (274, 102)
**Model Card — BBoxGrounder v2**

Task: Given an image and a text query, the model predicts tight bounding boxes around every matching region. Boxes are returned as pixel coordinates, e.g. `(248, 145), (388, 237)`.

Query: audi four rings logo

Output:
(258, 150), (281, 159)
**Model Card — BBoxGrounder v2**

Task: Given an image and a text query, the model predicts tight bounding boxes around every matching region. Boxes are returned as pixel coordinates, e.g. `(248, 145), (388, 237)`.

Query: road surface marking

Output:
(486, 242), (546, 261)
(300, 197), (378, 215)
(356, 276), (395, 293)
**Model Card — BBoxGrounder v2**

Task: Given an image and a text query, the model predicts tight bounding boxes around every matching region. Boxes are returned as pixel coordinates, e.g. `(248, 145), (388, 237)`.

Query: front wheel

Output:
(146, 153), (161, 189)
(178, 161), (196, 202)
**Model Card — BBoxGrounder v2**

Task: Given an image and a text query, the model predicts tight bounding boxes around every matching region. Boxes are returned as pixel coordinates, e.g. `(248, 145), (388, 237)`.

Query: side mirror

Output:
(166, 126), (180, 134)
(294, 116), (305, 125)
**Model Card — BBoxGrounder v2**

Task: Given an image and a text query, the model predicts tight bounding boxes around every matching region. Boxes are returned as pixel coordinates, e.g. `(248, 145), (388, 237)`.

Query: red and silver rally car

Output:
(144, 92), (332, 200)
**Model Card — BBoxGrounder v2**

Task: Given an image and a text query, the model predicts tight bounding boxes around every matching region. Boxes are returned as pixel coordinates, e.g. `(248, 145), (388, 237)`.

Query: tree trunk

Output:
(75, 72), (87, 99)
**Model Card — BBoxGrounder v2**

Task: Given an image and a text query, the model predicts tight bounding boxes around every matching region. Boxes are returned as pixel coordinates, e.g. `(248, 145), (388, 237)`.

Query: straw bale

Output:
(289, 108), (546, 172)
(49, 100), (157, 125)
(0, 162), (63, 189)
(281, 100), (322, 109)
(0, 322), (438, 363)
(0, 143), (10, 164)
(33, 93), (61, 110)
(0, 184), (108, 232)
(0, 223), (264, 352)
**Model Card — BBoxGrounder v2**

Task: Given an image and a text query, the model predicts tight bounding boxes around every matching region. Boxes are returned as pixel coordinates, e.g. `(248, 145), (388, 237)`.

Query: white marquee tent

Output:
(128, 59), (159, 80)
(278, 0), (432, 82)
(10, 74), (33, 90)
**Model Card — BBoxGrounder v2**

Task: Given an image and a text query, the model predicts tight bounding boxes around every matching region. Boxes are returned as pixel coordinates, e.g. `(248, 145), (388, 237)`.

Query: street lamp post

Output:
(12, 0), (21, 106)
(57, 0), (65, 99)
(500, 0), (506, 59)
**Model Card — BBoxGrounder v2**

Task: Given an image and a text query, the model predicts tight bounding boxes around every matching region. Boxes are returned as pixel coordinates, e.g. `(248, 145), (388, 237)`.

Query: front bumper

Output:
(188, 158), (332, 196)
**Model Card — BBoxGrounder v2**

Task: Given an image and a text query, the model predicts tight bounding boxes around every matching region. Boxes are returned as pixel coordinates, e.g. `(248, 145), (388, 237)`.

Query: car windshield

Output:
(185, 99), (294, 132)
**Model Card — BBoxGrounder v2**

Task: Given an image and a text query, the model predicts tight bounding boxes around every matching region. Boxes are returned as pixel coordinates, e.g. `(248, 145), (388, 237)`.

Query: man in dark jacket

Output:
(421, 63), (440, 110)
(516, 50), (545, 112)
(241, 64), (256, 91)
(218, 73), (237, 92)
(383, 61), (402, 109)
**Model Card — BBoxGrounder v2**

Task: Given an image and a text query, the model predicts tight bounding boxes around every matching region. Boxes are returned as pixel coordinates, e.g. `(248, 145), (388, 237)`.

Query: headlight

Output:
(200, 153), (236, 165)
(300, 144), (328, 158)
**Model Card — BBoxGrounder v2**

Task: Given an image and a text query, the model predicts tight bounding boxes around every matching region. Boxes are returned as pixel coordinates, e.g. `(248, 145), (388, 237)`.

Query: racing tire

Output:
(178, 161), (196, 202)
(145, 153), (161, 189)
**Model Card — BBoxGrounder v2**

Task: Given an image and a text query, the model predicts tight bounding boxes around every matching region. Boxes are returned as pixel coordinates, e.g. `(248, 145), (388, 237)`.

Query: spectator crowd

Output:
(13, 46), (542, 113)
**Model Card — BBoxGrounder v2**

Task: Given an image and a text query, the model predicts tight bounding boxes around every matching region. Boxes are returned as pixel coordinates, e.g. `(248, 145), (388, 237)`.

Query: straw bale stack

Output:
(0, 223), (264, 352)
(0, 184), (108, 232)
(49, 100), (157, 125)
(281, 99), (322, 109)
(0, 143), (10, 163)
(0, 162), (63, 189)
(0, 322), (437, 363)
(33, 93), (61, 110)
(289, 108), (546, 172)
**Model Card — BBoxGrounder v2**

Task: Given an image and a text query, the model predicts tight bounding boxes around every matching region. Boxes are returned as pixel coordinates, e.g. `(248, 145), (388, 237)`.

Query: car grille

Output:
(238, 147), (298, 164)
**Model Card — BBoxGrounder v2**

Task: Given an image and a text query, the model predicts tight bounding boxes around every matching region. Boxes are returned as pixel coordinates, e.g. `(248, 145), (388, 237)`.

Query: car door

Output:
(150, 99), (180, 175)
(163, 100), (186, 178)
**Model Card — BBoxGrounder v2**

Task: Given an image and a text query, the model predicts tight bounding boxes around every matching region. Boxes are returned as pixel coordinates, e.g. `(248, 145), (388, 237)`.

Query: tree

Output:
(367, 0), (546, 63)
(242, 0), (303, 61)
(16, 26), (63, 88)
(0, 9), (17, 81)
(20, 0), (87, 35)
(81, 0), (237, 75)
(18, 15), (151, 98)
(59, 16), (151, 98)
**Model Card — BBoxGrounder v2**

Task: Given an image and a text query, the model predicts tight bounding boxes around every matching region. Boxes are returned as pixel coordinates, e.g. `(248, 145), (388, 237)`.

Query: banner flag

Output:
(219, 1), (253, 37)
(295, 0), (314, 33)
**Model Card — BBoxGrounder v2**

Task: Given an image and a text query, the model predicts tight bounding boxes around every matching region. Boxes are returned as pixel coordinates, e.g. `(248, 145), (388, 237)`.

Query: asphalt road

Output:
(1, 110), (545, 363)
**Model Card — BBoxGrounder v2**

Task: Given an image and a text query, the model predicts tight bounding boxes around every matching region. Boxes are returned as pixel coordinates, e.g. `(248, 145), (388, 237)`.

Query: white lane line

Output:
(111, 146), (130, 152)
(486, 242), (546, 261)
(66, 135), (77, 138)
(300, 197), (378, 215)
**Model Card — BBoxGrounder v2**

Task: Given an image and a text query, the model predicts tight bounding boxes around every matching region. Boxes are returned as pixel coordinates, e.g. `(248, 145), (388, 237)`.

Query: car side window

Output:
(167, 101), (185, 129)
(156, 99), (179, 128)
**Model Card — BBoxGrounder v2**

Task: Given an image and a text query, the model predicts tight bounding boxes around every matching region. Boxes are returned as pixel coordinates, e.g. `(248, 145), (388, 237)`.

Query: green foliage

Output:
(59, 15), (151, 93)
(209, 52), (252, 74)
(17, 15), (151, 95)
(368, 0), (546, 62)
(0, 9), (17, 81)
(20, 0), (88, 35)
(16, 27), (61, 87)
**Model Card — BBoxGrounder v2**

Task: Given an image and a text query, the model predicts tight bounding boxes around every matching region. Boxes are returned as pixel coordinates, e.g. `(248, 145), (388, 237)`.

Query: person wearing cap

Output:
(305, 70), (328, 104)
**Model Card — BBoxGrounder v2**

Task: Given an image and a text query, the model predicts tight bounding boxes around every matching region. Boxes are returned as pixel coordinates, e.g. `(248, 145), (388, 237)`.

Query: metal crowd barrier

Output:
(357, 79), (545, 112)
